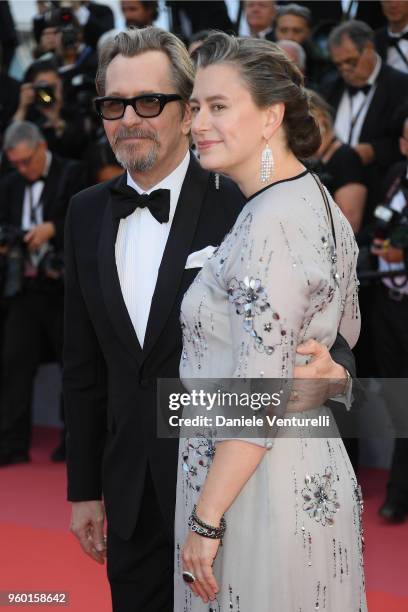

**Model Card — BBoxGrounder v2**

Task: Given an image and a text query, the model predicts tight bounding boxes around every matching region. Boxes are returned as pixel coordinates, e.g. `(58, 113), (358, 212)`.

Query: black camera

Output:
(46, 5), (79, 50)
(0, 225), (65, 298)
(0, 225), (26, 249)
(58, 7), (79, 50)
(32, 82), (56, 108)
(357, 203), (408, 287)
(373, 204), (408, 249)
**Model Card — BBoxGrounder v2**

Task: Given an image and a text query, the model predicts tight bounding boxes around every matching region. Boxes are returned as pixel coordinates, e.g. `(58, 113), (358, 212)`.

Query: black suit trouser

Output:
(0, 288), (63, 455)
(372, 284), (408, 503)
(107, 467), (174, 612)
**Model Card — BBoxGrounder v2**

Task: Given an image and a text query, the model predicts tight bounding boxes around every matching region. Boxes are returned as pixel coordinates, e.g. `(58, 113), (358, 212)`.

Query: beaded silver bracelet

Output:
(188, 505), (226, 540)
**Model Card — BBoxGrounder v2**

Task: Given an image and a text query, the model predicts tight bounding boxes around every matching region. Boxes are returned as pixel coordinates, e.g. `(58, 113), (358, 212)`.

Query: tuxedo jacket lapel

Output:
(13, 179), (25, 226)
(327, 79), (345, 113)
(359, 66), (388, 142)
(98, 172), (143, 365)
(41, 155), (60, 219)
(142, 155), (208, 360)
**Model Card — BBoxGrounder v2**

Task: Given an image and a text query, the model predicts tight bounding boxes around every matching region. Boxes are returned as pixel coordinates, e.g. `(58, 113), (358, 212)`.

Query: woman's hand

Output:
(182, 532), (220, 603)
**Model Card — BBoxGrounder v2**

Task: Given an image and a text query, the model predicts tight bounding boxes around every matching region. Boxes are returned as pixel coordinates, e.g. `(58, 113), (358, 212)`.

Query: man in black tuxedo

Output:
(371, 114), (408, 523)
(0, 121), (84, 466)
(244, 0), (277, 39)
(64, 27), (357, 612)
(323, 19), (408, 231)
(375, 0), (408, 74)
(323, 19), (408, 378)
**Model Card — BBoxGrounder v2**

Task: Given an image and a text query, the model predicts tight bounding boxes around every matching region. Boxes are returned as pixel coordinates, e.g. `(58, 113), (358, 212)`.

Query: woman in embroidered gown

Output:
(174, 34), (366, 612)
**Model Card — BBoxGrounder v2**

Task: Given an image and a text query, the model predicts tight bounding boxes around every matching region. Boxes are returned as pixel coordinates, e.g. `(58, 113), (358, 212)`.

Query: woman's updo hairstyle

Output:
(192, 32), (321, 158)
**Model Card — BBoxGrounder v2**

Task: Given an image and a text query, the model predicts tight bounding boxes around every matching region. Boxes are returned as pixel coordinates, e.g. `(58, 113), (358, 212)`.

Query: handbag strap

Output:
(310, 172), (337, 249)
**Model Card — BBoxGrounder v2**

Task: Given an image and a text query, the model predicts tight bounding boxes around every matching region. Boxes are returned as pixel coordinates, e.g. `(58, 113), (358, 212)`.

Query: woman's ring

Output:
(182, 571), (196, 583)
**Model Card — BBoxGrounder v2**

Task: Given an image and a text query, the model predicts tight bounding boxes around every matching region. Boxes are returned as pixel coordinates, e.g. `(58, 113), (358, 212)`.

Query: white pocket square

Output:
(185, 245), (217, 269)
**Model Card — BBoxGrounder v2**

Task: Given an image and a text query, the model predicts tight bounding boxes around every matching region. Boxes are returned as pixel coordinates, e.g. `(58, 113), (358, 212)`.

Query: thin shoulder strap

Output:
(310, 172), (337, 249)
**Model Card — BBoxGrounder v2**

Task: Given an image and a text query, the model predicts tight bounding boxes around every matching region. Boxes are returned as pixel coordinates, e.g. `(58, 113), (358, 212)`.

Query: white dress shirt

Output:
(21, 150), (52, 230)
(115, 151), (190, 347)
(341, 0), (359, 19)
(386, 25), (408, 74)
(334, 54), (382, 146)
(22, 151), (52, 268)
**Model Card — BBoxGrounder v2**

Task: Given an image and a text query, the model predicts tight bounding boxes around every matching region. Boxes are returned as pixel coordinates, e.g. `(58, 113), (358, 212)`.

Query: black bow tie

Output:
(387, 31), (408, 45)
(109, 183), (171, 224)
(346, 83), (372, 97)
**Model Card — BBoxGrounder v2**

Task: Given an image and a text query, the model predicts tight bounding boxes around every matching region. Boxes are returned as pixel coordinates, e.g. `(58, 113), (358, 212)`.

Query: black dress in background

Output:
(321, 143), (366, 195)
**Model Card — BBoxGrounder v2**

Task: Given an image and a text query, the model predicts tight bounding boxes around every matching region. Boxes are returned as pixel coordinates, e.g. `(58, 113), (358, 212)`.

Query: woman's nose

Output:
(192, 108), (210, 134)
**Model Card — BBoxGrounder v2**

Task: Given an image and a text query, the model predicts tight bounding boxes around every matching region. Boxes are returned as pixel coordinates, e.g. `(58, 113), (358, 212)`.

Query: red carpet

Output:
(0, 427), (407, 611)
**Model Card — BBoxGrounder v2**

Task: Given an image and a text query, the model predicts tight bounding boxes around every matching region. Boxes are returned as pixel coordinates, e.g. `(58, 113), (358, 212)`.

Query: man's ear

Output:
(364, 41), (375, 53)
(181, 102), (193, 136)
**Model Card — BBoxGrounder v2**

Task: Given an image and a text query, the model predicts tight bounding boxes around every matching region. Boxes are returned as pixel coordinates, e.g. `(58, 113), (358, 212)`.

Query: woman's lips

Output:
(196, 140), (222, 150)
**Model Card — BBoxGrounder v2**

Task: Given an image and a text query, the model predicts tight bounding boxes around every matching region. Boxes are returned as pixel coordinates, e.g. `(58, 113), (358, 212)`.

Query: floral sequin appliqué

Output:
(302, 467), (340, 526)
(228, 276), (282, 355)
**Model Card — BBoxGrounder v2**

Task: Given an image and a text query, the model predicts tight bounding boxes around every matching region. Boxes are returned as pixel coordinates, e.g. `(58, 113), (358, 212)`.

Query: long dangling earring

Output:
(214, 173), (220, 190)
(260, 141), (274, 183)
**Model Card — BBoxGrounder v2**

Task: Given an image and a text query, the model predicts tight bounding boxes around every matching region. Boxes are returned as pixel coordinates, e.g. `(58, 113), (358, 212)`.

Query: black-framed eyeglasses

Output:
(94, 93), (183, 120)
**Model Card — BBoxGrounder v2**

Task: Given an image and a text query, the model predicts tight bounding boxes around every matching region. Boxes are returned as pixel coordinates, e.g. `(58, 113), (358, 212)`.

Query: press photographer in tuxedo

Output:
(13, 60), (90, 161)
(0, 121), (84, 466)
(323, 19), (408, 230)
(64, 27), (357, 611)
(371, 115), (408, 523)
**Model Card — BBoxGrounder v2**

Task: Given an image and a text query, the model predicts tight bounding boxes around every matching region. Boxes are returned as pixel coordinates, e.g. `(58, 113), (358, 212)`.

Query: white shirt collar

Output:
(387, 24), (408, 38)
(367, 53), (382, 86)
(255, 26), (273, 39)
(126, 150), (190, 223)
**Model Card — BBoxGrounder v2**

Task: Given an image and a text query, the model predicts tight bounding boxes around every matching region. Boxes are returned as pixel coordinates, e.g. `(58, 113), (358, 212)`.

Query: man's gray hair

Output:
(276, 39), (306, 71)
(96, 27), (194, 102)
(276, 3), (311, 27)
(328, 19), (374, 52)
(3, 121), (45, 151)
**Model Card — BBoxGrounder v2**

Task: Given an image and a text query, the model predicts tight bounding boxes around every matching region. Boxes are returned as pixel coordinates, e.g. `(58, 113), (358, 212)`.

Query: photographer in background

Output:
(371, 114), (408, 522)
(12, 60), (90, 160)
(40, 7), (97, 132)
(33, 1), (114, 51)
(0, 121), (84, 467)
